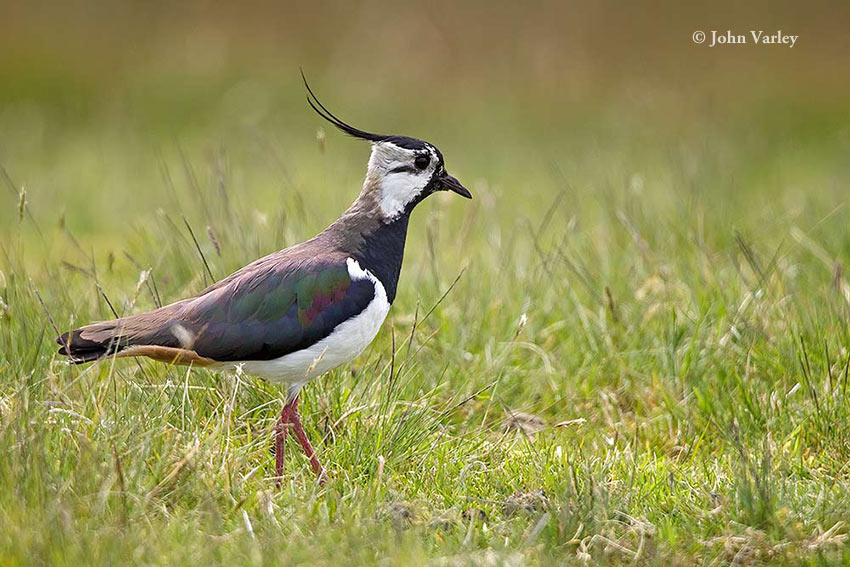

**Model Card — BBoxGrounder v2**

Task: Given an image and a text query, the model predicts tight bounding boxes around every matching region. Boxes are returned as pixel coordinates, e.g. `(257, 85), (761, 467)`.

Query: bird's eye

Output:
(414, 155), (430, 170)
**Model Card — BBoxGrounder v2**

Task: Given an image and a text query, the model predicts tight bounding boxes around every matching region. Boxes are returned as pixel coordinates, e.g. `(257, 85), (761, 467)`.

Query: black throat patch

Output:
(351, 215), (410, 304)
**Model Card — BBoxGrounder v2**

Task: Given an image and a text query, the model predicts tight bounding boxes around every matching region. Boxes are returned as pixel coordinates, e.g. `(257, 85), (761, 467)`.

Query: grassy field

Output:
(3, 3), (850, 565)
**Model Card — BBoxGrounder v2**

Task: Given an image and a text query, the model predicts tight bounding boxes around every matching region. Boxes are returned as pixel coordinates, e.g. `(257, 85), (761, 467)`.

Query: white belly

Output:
(214, 258), (390, 389)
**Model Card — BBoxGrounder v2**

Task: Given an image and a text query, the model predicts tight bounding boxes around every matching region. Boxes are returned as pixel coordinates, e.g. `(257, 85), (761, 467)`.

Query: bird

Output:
(55, 74), (472, 485)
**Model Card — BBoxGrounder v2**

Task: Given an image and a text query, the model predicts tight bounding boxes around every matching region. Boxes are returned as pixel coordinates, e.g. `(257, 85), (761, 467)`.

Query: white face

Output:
(365, 142), (441, 220)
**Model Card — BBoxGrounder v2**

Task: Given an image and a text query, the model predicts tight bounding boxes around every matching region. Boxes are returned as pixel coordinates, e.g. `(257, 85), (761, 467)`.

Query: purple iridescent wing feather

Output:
(182, 258), (375, 361)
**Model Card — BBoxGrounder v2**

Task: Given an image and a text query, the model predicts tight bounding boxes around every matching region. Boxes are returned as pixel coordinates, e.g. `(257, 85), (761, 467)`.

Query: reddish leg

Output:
(274, 396), (326, 487)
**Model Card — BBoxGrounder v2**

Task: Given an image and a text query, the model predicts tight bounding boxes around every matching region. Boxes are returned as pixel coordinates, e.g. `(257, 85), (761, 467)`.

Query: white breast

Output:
(216, 258), (390, 391)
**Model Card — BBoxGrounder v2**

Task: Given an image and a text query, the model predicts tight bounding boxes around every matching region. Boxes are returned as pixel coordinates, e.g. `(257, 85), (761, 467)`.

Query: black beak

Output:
(440, 173), (472, 199)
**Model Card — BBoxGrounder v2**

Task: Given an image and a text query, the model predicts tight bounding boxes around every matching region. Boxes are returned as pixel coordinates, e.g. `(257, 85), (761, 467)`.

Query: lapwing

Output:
(56, 75), (472, 485)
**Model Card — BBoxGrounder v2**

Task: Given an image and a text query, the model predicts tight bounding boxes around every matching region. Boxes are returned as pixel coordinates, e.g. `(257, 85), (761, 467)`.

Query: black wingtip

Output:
(55, 328), (115, 364)
(56, 330), (73, 354)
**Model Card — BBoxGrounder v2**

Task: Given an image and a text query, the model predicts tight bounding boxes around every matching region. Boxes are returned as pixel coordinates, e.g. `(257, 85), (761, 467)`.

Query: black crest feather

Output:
(301, 69), (387, 143)
(301, 70), (431, 151)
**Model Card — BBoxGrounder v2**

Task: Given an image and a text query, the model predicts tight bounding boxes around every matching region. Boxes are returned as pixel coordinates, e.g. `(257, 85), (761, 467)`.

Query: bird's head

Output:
(303, 73), (471, 222)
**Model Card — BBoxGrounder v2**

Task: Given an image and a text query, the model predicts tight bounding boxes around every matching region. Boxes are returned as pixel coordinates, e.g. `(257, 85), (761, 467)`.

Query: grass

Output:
(2, 71), (850, 565)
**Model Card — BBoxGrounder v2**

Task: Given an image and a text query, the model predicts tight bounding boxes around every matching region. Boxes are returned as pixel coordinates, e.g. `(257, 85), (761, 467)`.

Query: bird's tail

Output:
(57, 320), (136, 363)
(56, 307), (184, 364)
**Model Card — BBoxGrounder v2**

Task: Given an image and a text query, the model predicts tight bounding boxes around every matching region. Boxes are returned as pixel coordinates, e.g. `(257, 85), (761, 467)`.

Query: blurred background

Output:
(2, 0), (849, 237)
(1, 0), (849, 339)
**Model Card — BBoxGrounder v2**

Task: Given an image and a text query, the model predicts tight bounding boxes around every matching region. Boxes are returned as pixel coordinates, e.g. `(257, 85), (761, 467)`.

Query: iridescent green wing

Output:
(181, 258), (375, 361)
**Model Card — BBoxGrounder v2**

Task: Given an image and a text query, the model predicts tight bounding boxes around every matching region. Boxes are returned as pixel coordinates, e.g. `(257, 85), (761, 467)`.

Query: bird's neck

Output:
(351, 215), (409, 304)
(320, 193), (411, 304)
